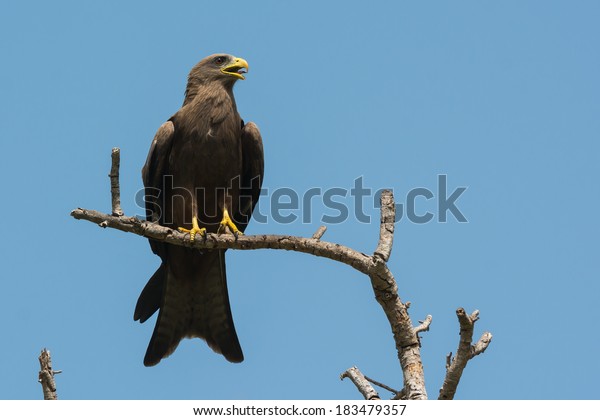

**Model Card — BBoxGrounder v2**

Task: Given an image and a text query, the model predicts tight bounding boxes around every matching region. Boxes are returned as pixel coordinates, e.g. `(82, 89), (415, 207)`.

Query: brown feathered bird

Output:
(134, 54), (264, 366)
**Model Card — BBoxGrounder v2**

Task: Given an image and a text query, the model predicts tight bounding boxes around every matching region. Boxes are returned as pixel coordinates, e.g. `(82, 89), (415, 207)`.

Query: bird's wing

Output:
(134, 121), (175, 324)
(142, 120), (175, 256)
(235, 121), (264, 233)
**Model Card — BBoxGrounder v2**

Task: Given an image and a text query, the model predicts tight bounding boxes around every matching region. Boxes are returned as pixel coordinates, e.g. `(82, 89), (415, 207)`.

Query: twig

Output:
(413, 315), (433, 335)
(374, 191), (394, 262)
(109, 148), (124, 216)
(438, 308), (493, 400)
(341, 367), (380, 400)
(311, 225), (327, 240)
(363, 374), (400, 396)
(38, 349), (61, 400)
(472, 332), (493, 356)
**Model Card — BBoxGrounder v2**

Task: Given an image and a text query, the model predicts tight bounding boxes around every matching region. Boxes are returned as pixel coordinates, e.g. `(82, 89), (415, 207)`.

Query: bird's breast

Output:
(169, 116), (243, 189)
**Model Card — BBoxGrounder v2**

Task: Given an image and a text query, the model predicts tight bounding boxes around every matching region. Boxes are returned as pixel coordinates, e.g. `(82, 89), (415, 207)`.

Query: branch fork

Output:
(438, 308), (493, 400)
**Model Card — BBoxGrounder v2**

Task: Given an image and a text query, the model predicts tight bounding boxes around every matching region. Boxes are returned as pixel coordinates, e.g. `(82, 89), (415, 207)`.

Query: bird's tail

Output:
(136, 249), (244, 366)
(134, 263), (165, 324)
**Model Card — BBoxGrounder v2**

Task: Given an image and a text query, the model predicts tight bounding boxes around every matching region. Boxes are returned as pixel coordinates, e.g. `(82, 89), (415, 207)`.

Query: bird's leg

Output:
(178, 216), (206, 242)
(218, 208), (243, 237)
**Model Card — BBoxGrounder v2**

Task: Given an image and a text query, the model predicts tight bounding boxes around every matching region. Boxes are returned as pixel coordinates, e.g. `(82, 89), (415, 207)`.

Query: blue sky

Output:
(1, 1), (598, 399)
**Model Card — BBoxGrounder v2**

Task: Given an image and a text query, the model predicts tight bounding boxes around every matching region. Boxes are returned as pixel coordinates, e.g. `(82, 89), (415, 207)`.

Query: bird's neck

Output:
(183, 80), (235, 107)
(179, 82), (239, 125)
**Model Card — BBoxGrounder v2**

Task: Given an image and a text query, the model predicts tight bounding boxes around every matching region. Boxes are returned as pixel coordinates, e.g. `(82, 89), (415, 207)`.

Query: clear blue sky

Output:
(1, 1), (598, 399)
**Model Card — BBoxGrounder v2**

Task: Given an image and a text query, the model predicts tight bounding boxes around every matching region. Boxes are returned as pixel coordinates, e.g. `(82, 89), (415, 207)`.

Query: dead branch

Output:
(71, 207), (383, 276)
(109, 147), (124, 216)
(38, 348), (61, 400)
(473, 332), (493, 356)
(71, 196), (429, 399)
(362, 374), (401, 397)
(70, 148), (492, 400)
(74, 205), (430, 398)
(374, 191), (395, 262)
(413, 315), (433, 335)
(340, 367), (380, 400)
(311, 225), (327, 240)
(438, 308), (493, 400)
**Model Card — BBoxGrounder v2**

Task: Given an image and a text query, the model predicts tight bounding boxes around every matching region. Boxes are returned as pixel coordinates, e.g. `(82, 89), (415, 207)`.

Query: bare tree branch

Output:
(362, 374), (400, 396)
(70, 148), (492, 400)
(71, 151), (430, 399)
(71, 195), (430, 399)
(374, 191), (394, 262)
(340, 367), (380, 400)
(71, 208), (378, 275)
(311, 225), (327, 240)
(38, 348), (61, 400)
(109, 148), (124, 217)
(71, 206), (429, 398)
(472, 332), (493, 357)
(413, 315), (433, 335)
(438, 308), (493, 400)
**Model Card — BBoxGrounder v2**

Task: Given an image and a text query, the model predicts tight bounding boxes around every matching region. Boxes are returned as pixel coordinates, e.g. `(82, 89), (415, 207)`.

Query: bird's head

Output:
(188, 53), (249, 87)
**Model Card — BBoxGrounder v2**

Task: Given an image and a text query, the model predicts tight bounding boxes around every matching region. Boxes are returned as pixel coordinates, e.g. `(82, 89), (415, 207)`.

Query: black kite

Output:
(134, 53), (264, 366)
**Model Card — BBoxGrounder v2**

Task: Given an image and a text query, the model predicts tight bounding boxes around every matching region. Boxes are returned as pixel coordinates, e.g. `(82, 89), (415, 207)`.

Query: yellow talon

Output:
(178, 216), (206, 242)
(218, 208), (243, 236)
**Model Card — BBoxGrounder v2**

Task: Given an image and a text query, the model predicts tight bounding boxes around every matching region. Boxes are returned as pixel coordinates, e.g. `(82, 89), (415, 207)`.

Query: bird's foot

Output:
(178, 216), (206, 242)
(218, 209), (243, 238)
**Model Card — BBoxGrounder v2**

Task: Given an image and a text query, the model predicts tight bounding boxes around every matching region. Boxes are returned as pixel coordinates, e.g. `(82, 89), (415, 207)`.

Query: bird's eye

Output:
(214, 56), (226, 65)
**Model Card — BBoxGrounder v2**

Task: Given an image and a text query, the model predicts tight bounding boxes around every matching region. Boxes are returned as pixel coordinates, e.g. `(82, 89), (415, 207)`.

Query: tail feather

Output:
(201, 251), (243, 363)
(140, 249), (243, 366)
(134, 263), (165, 323)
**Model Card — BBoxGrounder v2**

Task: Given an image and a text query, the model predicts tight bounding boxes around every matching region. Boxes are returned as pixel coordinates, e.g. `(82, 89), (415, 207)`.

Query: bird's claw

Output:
(218, 209), (243, 238)
(178, 217), (206, 242)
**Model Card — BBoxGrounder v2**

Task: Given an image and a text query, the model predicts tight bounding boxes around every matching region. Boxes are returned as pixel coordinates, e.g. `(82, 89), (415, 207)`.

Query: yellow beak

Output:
(221, 57), (249, 80)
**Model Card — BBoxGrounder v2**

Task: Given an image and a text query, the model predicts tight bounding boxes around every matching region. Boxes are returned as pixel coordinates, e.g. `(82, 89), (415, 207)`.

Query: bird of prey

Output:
(134, 54), (264, 366)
